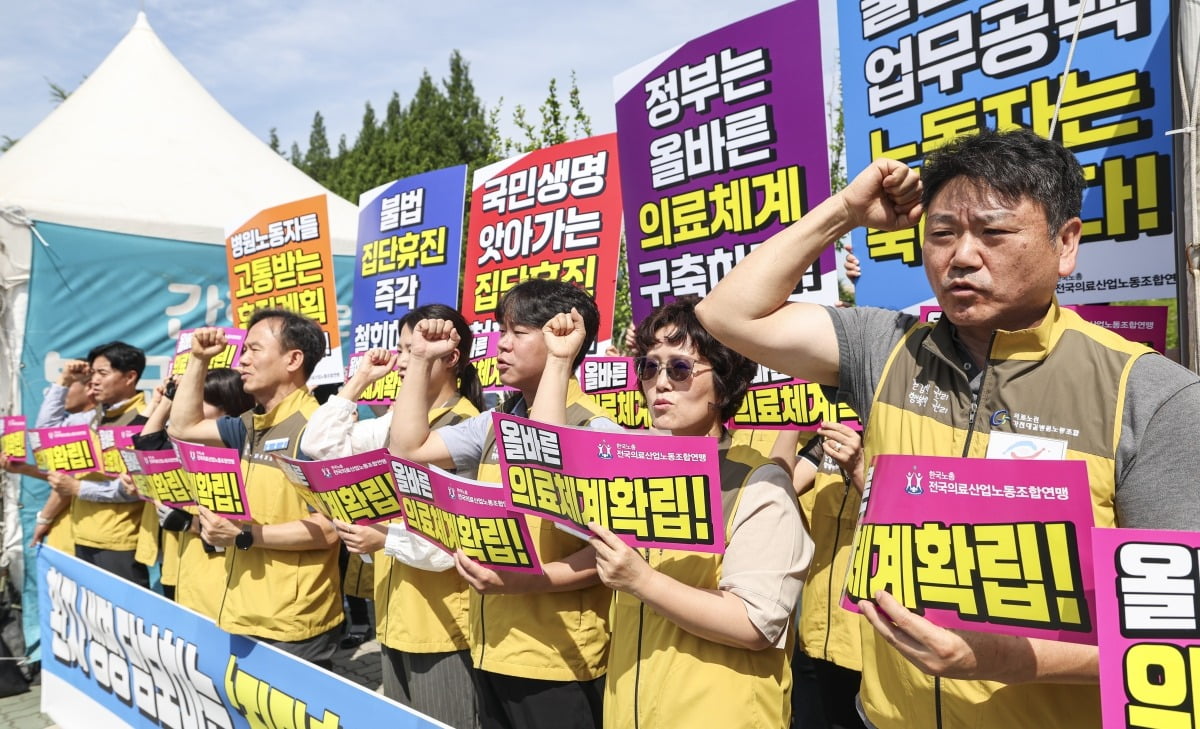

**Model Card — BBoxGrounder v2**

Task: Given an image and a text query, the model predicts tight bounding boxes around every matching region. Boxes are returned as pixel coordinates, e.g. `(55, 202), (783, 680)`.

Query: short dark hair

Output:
(400, 304), (485, 412)
(496, 278), (600, 370)
(203, 368), (255, 416)
(921, 127), (1085, 238)
(247, 308), (326, 379)
(634, 295), (756, 422)
(87, 341), (145, 377)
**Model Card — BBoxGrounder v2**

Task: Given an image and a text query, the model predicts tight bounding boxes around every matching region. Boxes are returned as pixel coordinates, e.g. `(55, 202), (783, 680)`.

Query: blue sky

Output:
(0, 0), (839, 154)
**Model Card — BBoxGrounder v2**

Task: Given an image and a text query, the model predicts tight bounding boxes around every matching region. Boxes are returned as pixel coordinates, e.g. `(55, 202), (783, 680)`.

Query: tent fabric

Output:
(0, 11), (361, 663)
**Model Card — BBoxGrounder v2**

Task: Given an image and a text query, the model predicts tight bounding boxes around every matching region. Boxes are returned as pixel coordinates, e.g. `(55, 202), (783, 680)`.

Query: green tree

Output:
(303, 111), (333, 181)
(268, 128), (282, 155)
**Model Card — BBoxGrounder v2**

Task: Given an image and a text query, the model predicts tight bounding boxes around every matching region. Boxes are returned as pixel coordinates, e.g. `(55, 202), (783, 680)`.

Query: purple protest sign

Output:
(390, 455), (542, 574)
(169, 327), (246, 376)
(1093, 527), (1200, 728)
(615, 1), (834, 323)
(579, 356), (651, 429)
(133, 449), (195, 508)
(171, 439), (250, 520)
(274, 449), (403, 525)
(1, 415), (26, 463)
(28, 425), (104, 477)
(493, 412), (724, 553)
(844, 454), (1096, 644)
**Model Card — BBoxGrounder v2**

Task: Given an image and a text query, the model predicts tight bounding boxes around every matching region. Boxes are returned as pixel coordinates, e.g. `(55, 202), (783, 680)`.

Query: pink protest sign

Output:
(345, 351), (401, 405)
(28, 425), (104, 477)
(131, 449), (194, 507)
(730, 368), (863, 431)
(1093, 527), (1200, 728)
(843, 454), (1097, 644)
(470, 331), (515, 394)
(919, 304), (1168, 354)
(169, 327), (247, 376)
(493, 412), (724, 553)
(579, 356), (650, 429)
(171, 439), (250, 520)
(1070, 304), (1168, 354)
(391, 455), (541, 574)
(98, 425), (144, 475)
(1, 416), (26, 463)
(274, 449), (402, 525)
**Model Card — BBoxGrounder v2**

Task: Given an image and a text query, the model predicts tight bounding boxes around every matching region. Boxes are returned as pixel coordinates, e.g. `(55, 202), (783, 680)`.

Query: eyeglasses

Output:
(634, 356), (711, 383)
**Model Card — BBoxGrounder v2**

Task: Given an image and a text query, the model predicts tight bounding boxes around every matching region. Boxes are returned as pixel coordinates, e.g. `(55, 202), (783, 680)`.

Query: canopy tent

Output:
(0, 11), (359, 661)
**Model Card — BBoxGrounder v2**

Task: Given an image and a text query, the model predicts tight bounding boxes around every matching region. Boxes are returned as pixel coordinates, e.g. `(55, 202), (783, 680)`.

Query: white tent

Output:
(0, 11), (358, 621)
(0, 10), (358, 414)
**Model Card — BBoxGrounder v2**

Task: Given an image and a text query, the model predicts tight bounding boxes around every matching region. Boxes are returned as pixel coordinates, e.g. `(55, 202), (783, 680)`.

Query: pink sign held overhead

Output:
(579, 356), (651, 429)
(171, 439), (250, 520)
(1093, 527), (1200, 729)
(391, 455), (541, 574)
(494, 412), (724, 553)
(844, 454), (1097, 644)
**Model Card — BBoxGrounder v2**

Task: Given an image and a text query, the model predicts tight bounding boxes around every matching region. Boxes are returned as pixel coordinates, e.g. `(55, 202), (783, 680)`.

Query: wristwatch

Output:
(235, 529), (254, 550)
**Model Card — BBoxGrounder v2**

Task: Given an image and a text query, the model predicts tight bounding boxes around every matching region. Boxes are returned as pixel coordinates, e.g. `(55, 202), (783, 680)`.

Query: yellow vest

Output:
(73, 392), (146, 550)
(134, 499), (160, 568)
(376, 396), (479, 653)
(797, 464), (863, 670)
(44, 508), (74, 553)
(174, 521), (225, 620)
(858, 302), (1146, 729)
(218, 388), (344, 641)
(604, 439), (793, 729)
(470, 380), (612, 680)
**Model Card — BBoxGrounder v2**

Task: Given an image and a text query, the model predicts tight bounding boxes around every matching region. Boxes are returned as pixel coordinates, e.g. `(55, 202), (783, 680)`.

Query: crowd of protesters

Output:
(9, 129), (1200, 729)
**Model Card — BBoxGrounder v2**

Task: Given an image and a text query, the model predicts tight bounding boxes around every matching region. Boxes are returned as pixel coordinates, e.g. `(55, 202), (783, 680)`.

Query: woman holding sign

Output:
(301, 303), (483, 729)
(588, 296), (813, 729)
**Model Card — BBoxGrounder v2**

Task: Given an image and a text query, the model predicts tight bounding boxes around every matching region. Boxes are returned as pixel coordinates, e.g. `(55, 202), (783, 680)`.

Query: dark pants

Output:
(473, 669), (603, 729)
(259, 626), (341, 670)
(75, 546), (149, 590)
(812, 656), (867, 729)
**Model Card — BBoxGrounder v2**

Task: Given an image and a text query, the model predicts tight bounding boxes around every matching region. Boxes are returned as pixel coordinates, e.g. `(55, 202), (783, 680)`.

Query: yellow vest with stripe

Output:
(604, 438), (793, 729)
(218, 388), (344, 641)
(73, 392), (146, 550)
(858, 302), (1147, 729)
(376, 395), (479, 653)
(470, 380), (613, 680)
(798, 462), (863, 671)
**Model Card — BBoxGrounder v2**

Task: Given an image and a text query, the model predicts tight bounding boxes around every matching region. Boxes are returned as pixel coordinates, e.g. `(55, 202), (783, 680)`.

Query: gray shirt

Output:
(826, 305), (1200, 531)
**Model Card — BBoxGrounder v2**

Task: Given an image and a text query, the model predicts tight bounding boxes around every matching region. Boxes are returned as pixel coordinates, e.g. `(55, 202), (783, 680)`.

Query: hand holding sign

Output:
(589, 521), (652, 597)
(197, 505), (242, 548)
(190, 327), (230, 363)
(411, 319), (461, 362)
(542, 307), (586, 364)
(47, 470), (81, 497)
(840, 158), (924, 233)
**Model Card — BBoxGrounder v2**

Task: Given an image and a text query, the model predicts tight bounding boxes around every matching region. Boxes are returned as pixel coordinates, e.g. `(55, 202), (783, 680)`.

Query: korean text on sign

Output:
(1093, 528), (1200, 728)
(170, 327), (246, 376)
(615, 2), (836, 322)
(494, 412), (724, 553)
(29, 426), (103, 477)
(843, 454), (1097, 644)
(134, 449), (195, 508)
(352, 166), (467, 353)
(225, 195), (342, 385)
(463, 135), (623, 346)
(1, 416), (27, 462)
(171, 439), (250, 520)
(274, 450), (403, 526)
(391, 454), (542, 574)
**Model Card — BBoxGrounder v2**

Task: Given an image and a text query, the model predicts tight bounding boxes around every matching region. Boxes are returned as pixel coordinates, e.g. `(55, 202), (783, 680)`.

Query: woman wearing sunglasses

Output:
(588, 296), (813, 729)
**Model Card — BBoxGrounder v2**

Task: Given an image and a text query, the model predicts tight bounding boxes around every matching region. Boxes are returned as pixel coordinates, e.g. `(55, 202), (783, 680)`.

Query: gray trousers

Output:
(382, 645), (479, 729)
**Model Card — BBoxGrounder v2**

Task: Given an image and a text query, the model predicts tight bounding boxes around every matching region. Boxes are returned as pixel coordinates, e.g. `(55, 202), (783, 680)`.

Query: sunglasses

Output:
(634, 356), (711, 382)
